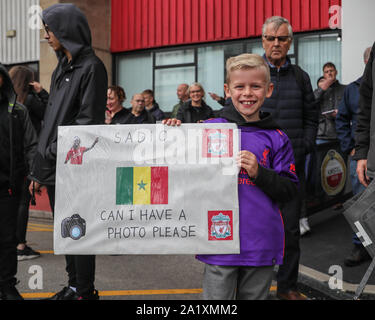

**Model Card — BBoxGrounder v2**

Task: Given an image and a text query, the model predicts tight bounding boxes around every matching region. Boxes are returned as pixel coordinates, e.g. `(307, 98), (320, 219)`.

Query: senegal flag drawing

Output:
(116, 167), (168, 205)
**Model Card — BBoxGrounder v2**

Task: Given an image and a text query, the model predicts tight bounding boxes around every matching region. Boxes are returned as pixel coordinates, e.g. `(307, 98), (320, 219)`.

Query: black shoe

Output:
(0, 286), (24, 300)
(17, 245), (41, 261)
(344, 244), (371, 267)
(77, 289), (99, 300)
(46, 287), (79, 300)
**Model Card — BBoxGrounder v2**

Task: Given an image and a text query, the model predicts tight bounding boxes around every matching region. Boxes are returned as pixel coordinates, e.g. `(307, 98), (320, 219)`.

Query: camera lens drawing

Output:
(61, 214), (86, 240)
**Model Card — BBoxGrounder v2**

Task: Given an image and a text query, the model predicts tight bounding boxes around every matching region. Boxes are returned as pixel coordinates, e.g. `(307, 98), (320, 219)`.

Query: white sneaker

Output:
(299, 219), (307, 236)
(301, 218), (311, 232)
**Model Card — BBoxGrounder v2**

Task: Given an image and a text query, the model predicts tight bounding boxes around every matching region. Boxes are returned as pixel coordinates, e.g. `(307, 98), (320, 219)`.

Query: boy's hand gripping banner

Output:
(54, 124), (240, 254)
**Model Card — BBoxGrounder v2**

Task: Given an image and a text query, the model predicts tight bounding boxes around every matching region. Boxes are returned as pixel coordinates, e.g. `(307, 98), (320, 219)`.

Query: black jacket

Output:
(0, 64), (37, 196)
(110, 107), (132, 124)
(261, 57), (318, 167)
(127, 108), (155, 124)
(147, 102), (165, 121)
(110, 107), (155, 124)
(314, 80), (346, 140)
(177, 100), (214, 123)
(30, 4), (108, 185)
(355, 42), (375, 177)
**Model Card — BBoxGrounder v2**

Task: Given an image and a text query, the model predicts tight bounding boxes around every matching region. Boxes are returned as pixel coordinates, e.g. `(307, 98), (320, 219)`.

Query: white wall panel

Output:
(342, 0), (375, 83)
(0, 0), (40, 65)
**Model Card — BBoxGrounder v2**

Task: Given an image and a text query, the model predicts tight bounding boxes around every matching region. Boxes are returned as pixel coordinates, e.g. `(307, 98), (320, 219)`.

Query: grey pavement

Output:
(18, 206), (375, 300)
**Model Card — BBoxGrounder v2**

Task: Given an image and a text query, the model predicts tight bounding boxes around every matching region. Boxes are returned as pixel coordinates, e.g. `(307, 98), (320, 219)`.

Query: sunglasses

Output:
(263, 35), (290, 43)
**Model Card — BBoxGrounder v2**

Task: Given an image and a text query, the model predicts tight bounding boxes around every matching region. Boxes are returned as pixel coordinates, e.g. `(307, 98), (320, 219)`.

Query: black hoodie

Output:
(30, 4), (108, 185)
(0, 64), (37, 196)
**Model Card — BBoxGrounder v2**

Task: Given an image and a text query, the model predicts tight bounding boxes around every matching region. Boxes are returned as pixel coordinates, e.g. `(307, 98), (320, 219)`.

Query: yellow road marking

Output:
(27, 223), (54, 232)
(38, 250), (54, 254)
(21, 286), (279, 299)
(28, 223), (53, 228)
(27, 228), (53, 232)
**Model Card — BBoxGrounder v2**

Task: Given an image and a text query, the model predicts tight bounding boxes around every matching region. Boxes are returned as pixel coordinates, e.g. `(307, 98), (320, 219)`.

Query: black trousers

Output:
(47, 185), (96, 297)
(276, 163), (305, 292)
(16, 179), (31, 244)
(0, 194), (20, 288)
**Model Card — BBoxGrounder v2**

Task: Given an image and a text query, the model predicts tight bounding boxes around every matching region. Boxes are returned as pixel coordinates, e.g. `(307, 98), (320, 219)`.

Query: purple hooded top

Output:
(197, 105), (299, 267)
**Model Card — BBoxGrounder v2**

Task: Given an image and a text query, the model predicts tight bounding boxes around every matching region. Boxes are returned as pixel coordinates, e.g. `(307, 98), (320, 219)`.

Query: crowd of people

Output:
(0, 3), (374, 301)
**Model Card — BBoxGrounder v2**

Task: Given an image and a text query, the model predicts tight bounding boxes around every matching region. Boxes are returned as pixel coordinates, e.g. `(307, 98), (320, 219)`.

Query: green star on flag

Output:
(138, 180), (147, 191)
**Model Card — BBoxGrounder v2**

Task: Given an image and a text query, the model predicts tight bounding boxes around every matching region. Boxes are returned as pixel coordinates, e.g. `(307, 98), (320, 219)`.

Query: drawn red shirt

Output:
(65, 147), (87, 165)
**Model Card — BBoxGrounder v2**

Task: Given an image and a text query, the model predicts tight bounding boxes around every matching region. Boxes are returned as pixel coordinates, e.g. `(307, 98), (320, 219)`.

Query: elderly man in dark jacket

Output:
(0, 64), (37, 300)
(29, 4), (107, 300)
(261, 16), (318, 300)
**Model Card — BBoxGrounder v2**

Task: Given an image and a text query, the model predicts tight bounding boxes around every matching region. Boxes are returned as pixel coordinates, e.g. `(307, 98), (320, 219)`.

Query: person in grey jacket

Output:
(314, 62), (346, 142)
(28, 3), (108, 300)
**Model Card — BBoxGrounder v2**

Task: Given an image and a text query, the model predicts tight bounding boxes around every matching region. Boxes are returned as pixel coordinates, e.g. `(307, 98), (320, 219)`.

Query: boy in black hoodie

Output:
(0, 64), (37, 300)
(28, 4), (107, 300)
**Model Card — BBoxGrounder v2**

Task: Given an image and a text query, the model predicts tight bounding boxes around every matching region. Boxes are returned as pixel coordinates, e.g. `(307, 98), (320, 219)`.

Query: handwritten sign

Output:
(54, 123), (240, 254)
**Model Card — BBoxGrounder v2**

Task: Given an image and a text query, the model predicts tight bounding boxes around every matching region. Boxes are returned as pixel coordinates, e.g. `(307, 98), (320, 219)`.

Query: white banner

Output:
(54, 123), (240, 254)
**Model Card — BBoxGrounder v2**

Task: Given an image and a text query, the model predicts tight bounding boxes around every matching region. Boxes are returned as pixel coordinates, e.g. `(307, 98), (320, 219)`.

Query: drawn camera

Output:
(61, 214), (86, 240)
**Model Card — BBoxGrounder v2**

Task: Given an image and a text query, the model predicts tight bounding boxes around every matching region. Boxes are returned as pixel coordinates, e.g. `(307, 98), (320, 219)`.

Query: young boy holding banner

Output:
(164, 53), (299, 299)
(196, 53), (299, 299)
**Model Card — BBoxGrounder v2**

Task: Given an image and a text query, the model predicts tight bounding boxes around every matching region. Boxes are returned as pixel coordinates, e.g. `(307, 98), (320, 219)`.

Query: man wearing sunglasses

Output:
(28, 4), (107, 300)
(261, 16), (318, 300)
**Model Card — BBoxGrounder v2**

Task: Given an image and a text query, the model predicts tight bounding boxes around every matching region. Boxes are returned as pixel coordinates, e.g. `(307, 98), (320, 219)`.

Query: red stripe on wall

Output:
(151, 167), (168, 205)
(231, 0), (239, 38)
(222, 0), (231, 38)
(111, 0), (342, 53)
(247, 0), (256, 36)
(238, 0), (247, 37)
(311, 0), (320, 30)
(301, 0), (311, 31)
(291, 0), (301, 31)
(273, 0), (282, 16)
(192, 0), (200, 42)
(282, 0), (291, 22)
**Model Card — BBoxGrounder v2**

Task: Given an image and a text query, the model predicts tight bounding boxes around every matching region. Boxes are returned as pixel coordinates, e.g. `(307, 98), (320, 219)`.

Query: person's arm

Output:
(83, 137), (99, 153)
(302, 72), (319, 154)
(314, 87), (324, 101)
(237, 136), (298, 203)
(24, 92), (47, 121)
(252, 136), (299, 203)
(335, 86), (354, 154)
(20, 105), (38, 171)
(208, 92), (225, 106)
